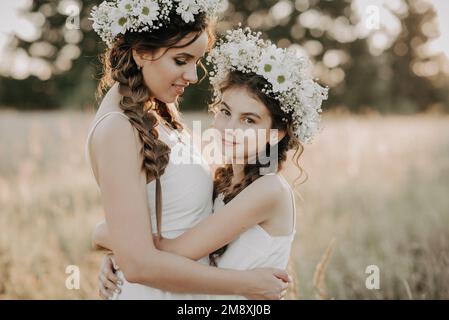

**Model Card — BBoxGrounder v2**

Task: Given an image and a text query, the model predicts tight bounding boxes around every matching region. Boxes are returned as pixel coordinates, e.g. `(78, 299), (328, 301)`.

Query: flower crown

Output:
(90, 0), (225, 47)
(206, 27), (329, 143)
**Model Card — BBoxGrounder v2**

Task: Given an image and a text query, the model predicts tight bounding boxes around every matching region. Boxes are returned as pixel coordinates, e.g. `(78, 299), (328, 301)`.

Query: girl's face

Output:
(213, 86), (285, 163)
(133, 31), (209, 104)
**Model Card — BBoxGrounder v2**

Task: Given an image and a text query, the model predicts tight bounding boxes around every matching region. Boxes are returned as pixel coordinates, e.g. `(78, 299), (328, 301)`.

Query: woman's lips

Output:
(172, 84), (186, 95)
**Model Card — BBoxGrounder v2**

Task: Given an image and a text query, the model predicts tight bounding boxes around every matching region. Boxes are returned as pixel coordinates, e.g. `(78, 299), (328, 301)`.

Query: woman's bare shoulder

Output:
(95, 112), (132, 139)
(92, 85), (132, 140)
(90, 110), (140, 170)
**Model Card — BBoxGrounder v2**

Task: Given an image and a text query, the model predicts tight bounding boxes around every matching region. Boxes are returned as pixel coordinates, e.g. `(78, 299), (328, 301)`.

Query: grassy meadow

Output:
(0, 110), (448, 299)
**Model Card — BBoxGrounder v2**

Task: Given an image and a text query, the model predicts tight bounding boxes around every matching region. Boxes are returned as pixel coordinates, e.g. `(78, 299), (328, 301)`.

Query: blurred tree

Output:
(384, 0), (449, 113)
(0, 0), (447, 113)
(219, 0), (384, 111)
(0, 0), (103, 110)
(222, 0), (448, 112)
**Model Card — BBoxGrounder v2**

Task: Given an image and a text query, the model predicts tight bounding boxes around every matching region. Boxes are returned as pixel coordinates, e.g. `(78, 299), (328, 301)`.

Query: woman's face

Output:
(133, 31), (209, 104)
(213, 86), (284, 163)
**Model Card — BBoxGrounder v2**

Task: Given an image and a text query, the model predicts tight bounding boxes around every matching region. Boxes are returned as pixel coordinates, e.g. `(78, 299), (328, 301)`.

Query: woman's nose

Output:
(183, 64), (198, 84)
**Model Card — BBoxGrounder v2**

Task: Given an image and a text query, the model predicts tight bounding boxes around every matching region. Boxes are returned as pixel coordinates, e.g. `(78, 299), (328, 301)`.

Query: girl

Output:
(86, 1), (290, 300)
(95, 27), (328, 299)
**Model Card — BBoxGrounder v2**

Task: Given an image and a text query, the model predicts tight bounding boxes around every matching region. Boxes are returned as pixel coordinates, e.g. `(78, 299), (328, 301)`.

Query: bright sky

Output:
(0, 0), (448, 78)
(427, 0), (449, 56)
(0, 0), (34, 42)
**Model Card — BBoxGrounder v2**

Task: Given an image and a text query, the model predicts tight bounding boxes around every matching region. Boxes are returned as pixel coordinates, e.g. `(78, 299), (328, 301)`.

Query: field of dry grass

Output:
(0, 110), (448, 299)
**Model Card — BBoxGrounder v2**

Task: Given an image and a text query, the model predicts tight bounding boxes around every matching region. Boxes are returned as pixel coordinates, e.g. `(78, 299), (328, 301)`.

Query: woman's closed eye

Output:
(174, 58), (187, 66)
(175, 58), (202, 66)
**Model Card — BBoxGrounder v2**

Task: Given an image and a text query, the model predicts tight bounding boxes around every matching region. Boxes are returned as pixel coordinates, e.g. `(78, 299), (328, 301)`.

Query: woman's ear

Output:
(132, 49), (153, 68)
(132, 49), (143, 68)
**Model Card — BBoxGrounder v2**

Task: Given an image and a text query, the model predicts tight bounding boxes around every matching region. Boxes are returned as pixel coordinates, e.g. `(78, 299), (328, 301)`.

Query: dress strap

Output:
(278, 174), (297, 235)
(85, 112), (130, 185)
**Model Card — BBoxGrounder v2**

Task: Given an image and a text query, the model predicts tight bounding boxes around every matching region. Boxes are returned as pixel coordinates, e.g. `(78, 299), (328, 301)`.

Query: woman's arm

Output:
(94, 175), (281, 257)
(90, 114), (288, 298)
(92, 221), (111, 251)
(156, 175), (284, 260)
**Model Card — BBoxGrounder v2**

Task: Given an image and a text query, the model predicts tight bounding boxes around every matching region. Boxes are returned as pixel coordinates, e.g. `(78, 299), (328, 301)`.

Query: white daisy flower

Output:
(207, 27), (329, 143)
(118, 0), (138, 14)
(90, 0), (224, 47)
(110, 8), (131, 38)
(270, 72), (292, 92)
(258, 44), (283, 77)
(137, 0), (160, 26)
(176, 0), (201, 23)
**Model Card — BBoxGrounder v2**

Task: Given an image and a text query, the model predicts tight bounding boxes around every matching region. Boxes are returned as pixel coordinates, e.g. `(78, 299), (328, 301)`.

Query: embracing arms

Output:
(155, 175), (284, 260)
(90, 114), (288, 298)
(93, 171), (284, 262)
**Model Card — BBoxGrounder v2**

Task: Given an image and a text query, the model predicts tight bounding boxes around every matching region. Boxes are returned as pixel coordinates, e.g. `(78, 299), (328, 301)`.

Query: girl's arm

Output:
(90, 114), (288, 298)
(156, 175), (285, 260)
(94, 176), (283, 260)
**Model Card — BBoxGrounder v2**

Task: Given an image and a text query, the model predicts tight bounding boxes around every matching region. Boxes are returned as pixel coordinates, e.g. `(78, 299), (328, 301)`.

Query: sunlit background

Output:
(2, 0), (449, 77)
(1, 0), (448, 299)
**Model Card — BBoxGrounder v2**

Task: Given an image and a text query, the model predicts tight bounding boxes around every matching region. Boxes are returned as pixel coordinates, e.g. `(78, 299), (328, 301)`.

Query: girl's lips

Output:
(222, 138), (238, 146)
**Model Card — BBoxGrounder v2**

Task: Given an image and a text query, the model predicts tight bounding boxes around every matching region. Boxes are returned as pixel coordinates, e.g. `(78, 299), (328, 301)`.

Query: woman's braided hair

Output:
(97, 12), (215, 238)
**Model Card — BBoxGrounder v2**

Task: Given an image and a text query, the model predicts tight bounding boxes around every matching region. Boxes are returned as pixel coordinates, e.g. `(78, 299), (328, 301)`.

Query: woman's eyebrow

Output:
(175, 52), (195, 58)
(176, 53), (201, 60)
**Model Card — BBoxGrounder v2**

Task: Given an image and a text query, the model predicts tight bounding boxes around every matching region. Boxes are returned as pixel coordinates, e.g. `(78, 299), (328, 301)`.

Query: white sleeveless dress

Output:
(86, 112), (296, 300)
(85, 111), (213, 299)
(211, 174), (296, 300)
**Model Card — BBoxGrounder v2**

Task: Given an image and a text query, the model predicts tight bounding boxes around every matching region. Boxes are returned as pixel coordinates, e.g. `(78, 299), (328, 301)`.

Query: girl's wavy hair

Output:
(97, 12), (216, 238)
(209, 70), (307, 266)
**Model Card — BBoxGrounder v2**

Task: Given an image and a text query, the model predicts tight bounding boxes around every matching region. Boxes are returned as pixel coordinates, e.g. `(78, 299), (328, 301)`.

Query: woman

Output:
(95, 27), (328, 299)
(86, 0), (290, 299)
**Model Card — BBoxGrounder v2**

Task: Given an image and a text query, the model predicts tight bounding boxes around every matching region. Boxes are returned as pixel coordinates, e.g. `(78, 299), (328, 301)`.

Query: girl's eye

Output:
(175, 59), (187, 66)
(220, 108), (231, 116)
(244, 117), (255, 124)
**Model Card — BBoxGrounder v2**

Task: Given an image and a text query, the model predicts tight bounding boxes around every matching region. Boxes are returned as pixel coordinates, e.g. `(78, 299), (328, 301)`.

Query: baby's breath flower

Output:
(90, 0), (225, 47)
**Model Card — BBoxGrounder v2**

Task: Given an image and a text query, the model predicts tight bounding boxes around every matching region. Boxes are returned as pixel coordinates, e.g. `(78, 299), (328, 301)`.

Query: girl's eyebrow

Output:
(222, 101), (232, 110)
(222, 101), (261, 120)
(241, 112), (261, 120)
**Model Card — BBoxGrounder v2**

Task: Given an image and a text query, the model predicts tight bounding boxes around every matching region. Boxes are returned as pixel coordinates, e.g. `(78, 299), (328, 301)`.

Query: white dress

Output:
(85, 111), (213, 299)
(86, 112), (296, 300)
(211, 174), (296, 300)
